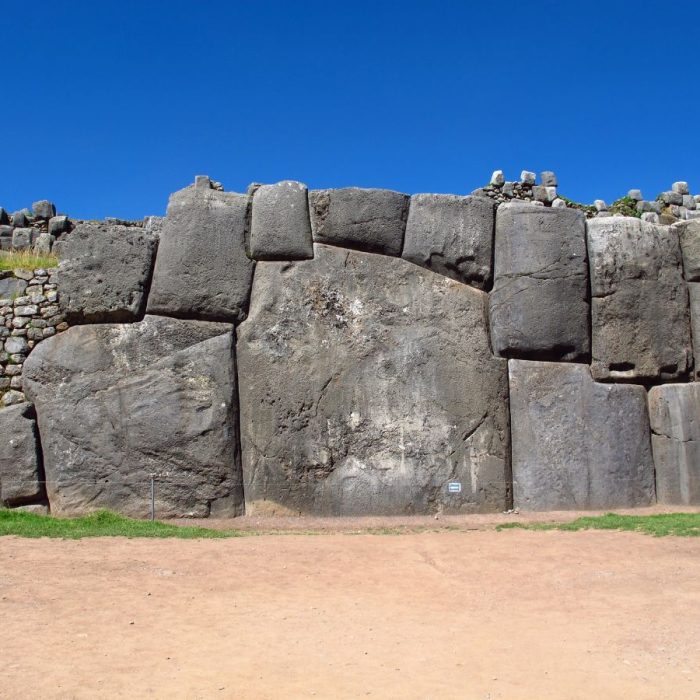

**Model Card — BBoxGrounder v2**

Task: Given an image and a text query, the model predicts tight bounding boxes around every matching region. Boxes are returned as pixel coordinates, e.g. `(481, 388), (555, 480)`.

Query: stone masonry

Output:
(2, 170), (700, 515)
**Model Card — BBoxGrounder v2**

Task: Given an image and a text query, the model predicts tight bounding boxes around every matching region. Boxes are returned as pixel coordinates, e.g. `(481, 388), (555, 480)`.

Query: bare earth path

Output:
(1, 518), (700, 699)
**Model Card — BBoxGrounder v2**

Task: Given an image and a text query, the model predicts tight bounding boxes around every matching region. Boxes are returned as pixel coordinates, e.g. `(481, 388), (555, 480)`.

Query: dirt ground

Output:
(1, 510), (700, 699)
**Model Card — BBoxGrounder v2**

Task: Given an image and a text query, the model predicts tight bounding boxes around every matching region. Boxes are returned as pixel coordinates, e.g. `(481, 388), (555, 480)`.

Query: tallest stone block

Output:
(489, 202), (590, 360)
(147, 185), (255, 323)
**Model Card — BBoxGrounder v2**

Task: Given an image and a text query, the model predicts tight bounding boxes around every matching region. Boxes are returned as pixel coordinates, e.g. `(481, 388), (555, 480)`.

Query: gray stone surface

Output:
(689, 283), (700, 380)
(490, 170), (505, 186)
(33, 232), (53, 254)
(509, 360), (655, 511)
(23, 315), (243, 517)
(12, 211), (29, 227)
(250, 181), (313, 260)
(587, 217), (692, 381)
(0, 402), (43, 506)
(489, 202), (589, 360)
(147, 186), (255, 323)
(32, 200), (55, 219)
(309, 188), (409, 256)
(648, 384), (700, 505)
(12, 227), (34, 250)
(48, 215), (69, 236)
(675, 219), (700, 281)
(401, 193), (496, 289)
(0, 277), (27, 299)
(540, 171), (557, 187)
(237, 244), (510, 516)
(58, 222), (158, 324)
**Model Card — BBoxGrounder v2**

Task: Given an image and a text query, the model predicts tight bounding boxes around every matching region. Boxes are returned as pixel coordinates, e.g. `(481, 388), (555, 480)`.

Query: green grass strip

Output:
(0, 250), (59, 272)
(0, 509), (242, 539)
(496, 512), (700, 537)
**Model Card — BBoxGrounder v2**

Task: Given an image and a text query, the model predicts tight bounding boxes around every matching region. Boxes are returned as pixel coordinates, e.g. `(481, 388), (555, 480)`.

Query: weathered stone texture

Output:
(0, 276), (28, 299)
(489, 203), (589, 360)
(648, 384), (700, 505)
(689, 283), (700, 380)
(237, 244), (510, 516)
(22, 316), (243, 518)
(58, 222), (158, 323)
(509, 360), (655, 511)
(250, 181), (314, 260)
(147, 186), (255, 322)
(676, 219), (700, 281)
(401, 193), (496, 289)
(0, 402), (43, 505)
(587, 217), (692, 381)
(309, 188), (409, 256)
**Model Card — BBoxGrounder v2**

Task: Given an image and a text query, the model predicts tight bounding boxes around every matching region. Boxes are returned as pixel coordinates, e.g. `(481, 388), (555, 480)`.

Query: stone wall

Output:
(2, 173), (700, 517)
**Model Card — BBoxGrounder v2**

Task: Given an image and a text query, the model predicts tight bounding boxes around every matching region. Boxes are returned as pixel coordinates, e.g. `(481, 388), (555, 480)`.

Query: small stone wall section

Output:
(0, 268), (67, 406)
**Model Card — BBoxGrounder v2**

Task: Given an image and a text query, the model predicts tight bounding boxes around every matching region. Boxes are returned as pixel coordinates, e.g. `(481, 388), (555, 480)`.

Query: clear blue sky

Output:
(3, 1), (699, 220)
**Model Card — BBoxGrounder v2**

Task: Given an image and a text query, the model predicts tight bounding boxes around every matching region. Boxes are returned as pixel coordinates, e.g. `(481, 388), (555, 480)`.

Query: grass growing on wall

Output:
(0, 509), (243, 539)
(497, 512), (700, 537)
(0, 250), (59, 272)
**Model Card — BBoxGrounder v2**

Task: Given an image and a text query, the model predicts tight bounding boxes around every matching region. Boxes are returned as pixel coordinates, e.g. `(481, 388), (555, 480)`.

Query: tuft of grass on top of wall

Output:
(497, 512), (700, 537)
(609, 196), (641, 218)
(0, 509), (243, 539)
(0, 250), (59, 272)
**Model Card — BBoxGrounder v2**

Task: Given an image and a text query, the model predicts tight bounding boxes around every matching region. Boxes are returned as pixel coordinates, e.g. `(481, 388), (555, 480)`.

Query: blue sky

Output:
(3, 1), (699, 220)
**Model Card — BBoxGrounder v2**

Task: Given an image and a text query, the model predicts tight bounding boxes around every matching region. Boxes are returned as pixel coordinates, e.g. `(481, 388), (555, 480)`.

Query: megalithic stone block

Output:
(675, 219), (700, 281)
(648, 384), (700, 505)
(58, 222), (158, 324)
(489, 202), (590, 360)
(587, 217), (692, 381)
(509, 359), (655, 511)
(309, 188), (409, 256)
(249, 181), (314, 260)
(689, 283), (700, 380)
(402, 193), (496, 290)
(22, 316), (244, 518)
(146, 185), (255, 323)
(237, 244), (511, 516)
(0, 402), (43, 506)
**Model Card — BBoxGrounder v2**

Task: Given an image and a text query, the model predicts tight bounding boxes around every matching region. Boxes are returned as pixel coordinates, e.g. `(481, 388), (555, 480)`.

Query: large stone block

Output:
(489, 203), (590, 360)
(675, 219), (700, 281)
(648, 384), (700, 505)
(509, 360), (655, 511)
(402, 194), (496, 289)
(22, 316), (243, 517)
(237, 244), (510, 516)
(587, 217), (692, 381)
(0, 402), (43, 506)
(689, 283), (700, 380)
(147, 186), (255, 323)
(58, 222), (158, 323)
(309, 188), (409, 256)
(250, 181), (314, 260)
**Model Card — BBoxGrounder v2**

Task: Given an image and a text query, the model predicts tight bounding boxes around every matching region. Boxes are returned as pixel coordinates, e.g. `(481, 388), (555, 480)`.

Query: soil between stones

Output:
(1, 513), (699, 699)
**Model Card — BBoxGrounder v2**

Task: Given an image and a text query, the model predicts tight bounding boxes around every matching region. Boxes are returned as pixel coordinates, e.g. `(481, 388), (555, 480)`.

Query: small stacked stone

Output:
(0, 200), (72, 253)
(474, 170), (562, 208)
(627, 182), (698, 225)
(475, 171), (699, 225)
(0, 267), (68, 406)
